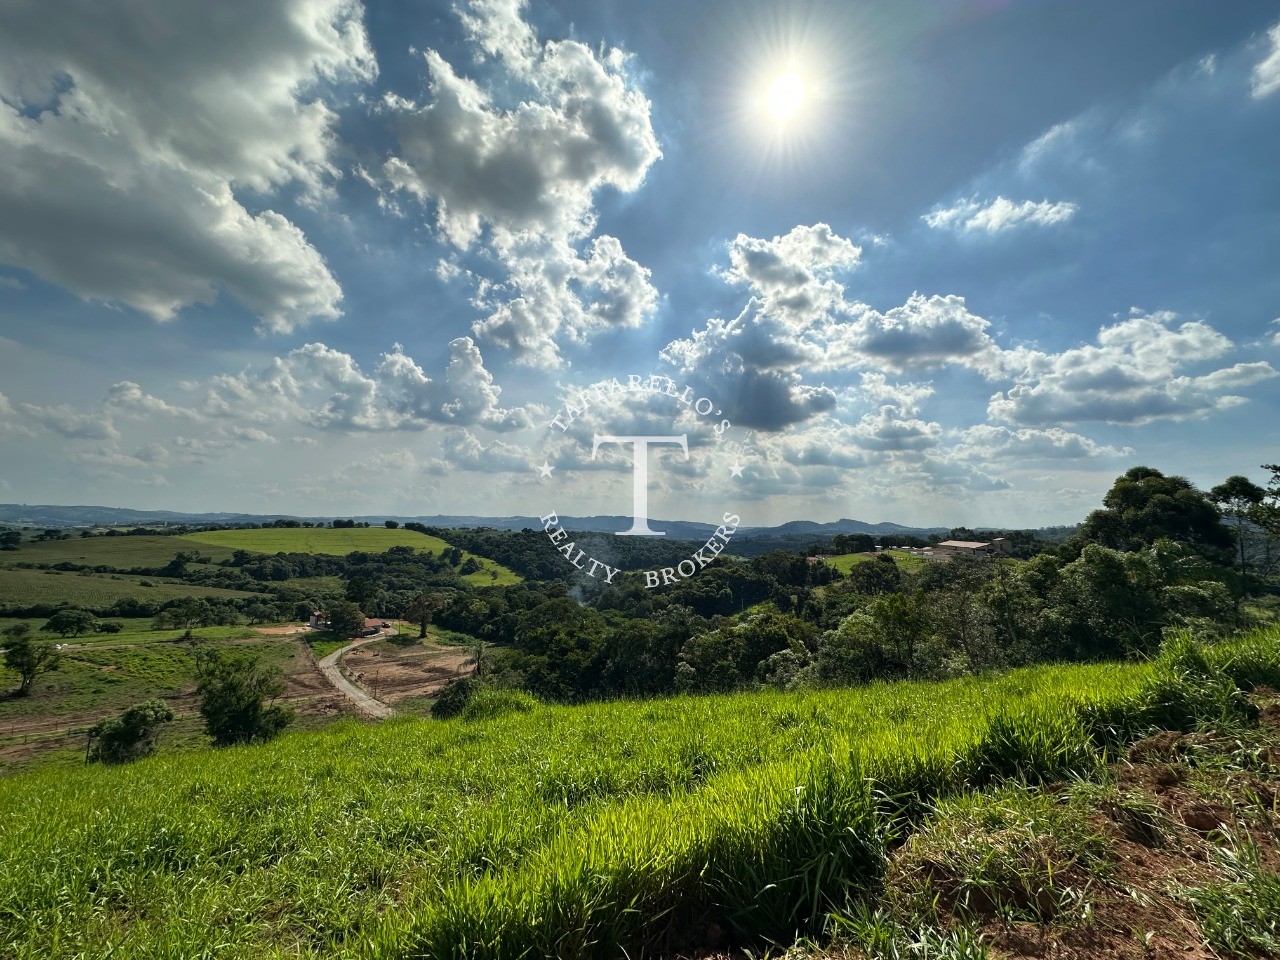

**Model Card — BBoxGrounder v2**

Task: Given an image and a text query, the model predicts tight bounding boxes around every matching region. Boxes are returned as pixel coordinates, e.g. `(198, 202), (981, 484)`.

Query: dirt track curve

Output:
(315, 632), (395, 719)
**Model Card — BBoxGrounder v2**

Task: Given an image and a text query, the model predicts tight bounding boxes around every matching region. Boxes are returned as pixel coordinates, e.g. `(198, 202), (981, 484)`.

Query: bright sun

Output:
(765, 71), (805, 119)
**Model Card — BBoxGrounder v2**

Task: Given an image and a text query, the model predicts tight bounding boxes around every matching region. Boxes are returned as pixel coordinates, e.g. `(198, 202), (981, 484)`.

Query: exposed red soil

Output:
(339, 638), (472, 705)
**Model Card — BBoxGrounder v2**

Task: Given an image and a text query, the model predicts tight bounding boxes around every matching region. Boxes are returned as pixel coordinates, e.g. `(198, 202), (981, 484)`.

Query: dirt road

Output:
(315, 633), (396, 719)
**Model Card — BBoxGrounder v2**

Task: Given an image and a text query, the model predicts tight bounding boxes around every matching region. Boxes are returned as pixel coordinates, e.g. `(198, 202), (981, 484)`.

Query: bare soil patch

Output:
(340, 638), (472, 705)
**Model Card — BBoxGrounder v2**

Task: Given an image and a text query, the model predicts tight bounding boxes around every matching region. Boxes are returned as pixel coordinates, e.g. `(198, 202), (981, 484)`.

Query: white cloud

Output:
(19, 402), (118, 440)
(105, 382), (200, 419)
(469, 234), (657, 368)
(441, 428), (532, 472)
(952, 425), (1131, 461)
(849, 407), (942, 452)
(823, 294), (1016, 377)
(1251, 21), (1280, 99)
(383, 0), (661, 366)
(0, 275), (24, 290)
(661, 300), (838, 430)
(857, 373), (934, 418)
(988, 313), (1279, 425)
(0, 0), (374, 330)
(206, 337), (528, 433)
(924, 196), (1078, 233)
(720, 223), (861, 327)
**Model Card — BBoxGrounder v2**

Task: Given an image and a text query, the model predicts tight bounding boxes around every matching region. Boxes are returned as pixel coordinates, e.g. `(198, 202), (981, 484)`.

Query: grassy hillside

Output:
(0, 629), (297, 723)
(183, 528), (521, 585)
(0, 568), (265, 608)
(823, 549), (928, 574)
(1, 628), (1275, 959)
(0, 535), (239, 568)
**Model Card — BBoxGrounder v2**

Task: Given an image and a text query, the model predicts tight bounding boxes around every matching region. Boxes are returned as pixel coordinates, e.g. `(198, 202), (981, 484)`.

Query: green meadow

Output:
(183, 528), (521, 585)
(821, 549), (929, 574)
(1, 627), (1275, 959)
(0, 535), (240, 569)
(0, 568), (266, 608)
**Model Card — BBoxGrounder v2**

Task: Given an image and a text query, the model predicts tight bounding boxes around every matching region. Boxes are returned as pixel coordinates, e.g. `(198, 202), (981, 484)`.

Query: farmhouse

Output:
(933, 538), (1011, 557)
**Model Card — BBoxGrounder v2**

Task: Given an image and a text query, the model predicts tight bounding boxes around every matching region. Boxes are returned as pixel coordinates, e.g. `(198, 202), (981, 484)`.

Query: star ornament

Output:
(729, 461), (745, 478)
(537, 461), (554, 479)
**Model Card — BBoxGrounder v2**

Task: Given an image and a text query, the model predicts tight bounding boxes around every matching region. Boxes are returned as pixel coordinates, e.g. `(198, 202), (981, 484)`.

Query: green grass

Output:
(0, 628), (1275, 959)
(1188, 837), (1280, 956)
(0, 632), (300, 726)
(0, 535), (239, 569)
(182, 528), (521, 586)
(886, 784), (1110, 924)
(0, 568), (266, 609)
(824, 550), (929, 574)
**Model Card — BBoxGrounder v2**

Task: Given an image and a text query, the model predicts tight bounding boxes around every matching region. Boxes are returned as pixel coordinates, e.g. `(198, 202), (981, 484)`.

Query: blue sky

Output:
(0, 0), (1278, 527)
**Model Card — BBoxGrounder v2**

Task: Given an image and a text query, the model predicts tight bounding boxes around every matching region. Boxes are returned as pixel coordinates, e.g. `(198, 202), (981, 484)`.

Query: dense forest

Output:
(426, 465), (1280, 712)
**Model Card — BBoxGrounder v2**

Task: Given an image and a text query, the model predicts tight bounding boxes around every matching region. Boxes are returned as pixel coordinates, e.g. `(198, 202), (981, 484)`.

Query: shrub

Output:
(90, 699), (175, 764)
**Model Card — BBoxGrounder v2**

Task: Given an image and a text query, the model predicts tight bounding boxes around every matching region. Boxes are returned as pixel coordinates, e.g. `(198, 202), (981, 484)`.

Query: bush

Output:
(90, 699), (175, 764)
(431, 676), (478, 719)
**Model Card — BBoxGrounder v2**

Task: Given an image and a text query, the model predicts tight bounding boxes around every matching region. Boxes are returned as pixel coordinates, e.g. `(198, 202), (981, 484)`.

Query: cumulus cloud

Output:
(923, 196), (1078, 233)
(469, 235), (657, 368)
(1252, 21), (1280, 99)
(823, 294), (1016, 377)
(441, 428), (532, 472)
(0, 0), (374, 330)
(720, 223), (861, 327)
(19, 402), (118, 440)
(206, 337), (529, 433)
(105, 382), (200, 419)
(661, 300), (837, 430)
(952, 425), (1131, 461)
(988, 313), (1279, 425)
(662, 216), (1273, 501)
(663, 220), (1046, 435)
(383, 0), (661, 366)
(849, 408), (942, 452)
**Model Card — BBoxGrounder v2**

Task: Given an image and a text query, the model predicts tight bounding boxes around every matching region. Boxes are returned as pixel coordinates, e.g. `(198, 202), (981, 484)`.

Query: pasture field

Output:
(0, 534), (239, 569)
(823, 549), (929, 574)
(0, 627), (1275, 959)
(0, 628), (301, 725)
(183, 527), (521, 585)
(0, 568), (266, 609)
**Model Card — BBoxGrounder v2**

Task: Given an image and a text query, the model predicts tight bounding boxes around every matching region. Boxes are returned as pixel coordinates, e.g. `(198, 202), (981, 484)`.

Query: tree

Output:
(167, 598), (213, 628)
(0, 531), (20, 551)
(468, 640), (490, 678)
(193, 647), (293, 746)
(243, 602), (275, 625)
(3, 627), (60, 696)
(384, 520), (399, 529)
(326, 600), (365, 640)
(844, 554), (902, 596)
(1210, 475), (1267, 617)
(1078, 467), (1231, 557)
(404, 591), (447, 639)
(43, 609), (99, 638)
(89, 699), (175, 764)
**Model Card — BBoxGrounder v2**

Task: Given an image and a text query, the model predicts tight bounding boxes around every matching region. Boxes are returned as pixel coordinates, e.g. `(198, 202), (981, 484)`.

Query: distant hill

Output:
(0, 503), (947, 541)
